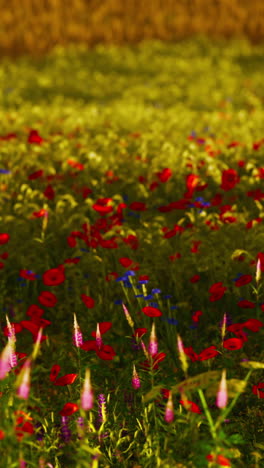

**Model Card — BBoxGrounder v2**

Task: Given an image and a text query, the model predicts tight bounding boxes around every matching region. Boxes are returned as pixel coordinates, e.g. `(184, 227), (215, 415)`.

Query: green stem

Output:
(197, 388), (217, 440)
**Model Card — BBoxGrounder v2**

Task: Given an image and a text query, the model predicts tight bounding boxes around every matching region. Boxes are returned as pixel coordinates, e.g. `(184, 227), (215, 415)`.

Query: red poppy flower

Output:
(96, 344), (116, 360)
(42, 267), (65, 286)
(163, 227), (178, 239)
(0, 233), (10, 244)
(198, 345), (219, 361)
(81, 294), (95, 308)
(32, 209), (48, 218)
(3, 322), (23, 337)
(206, 454), (231, 466)
(184, 173), (199, 198)
(15, 414), (34, 441)
(0, 252), (8, 259)
(252, 382), (264, 398)
(80, 340), (97, 351)
(232, 329), (248, 342)
(0, 430), (5, 440)
(32, 318), (51, 332)
(28, 170), (44, 180)
(169, 252), (181, 261)
(209, 282), (227, 301)
(26, 304), (44, 319)
(38, 291), (57, 307)
(139, 275), (149, 281)
(243, 318), (263, 332)
(179, 399), (202, 414)
(43, 184), (55, 200)
(149, 181), (159, 191)
(160, 388), (170, 399)
(211, 193), (223, 206)
(67, 236), (76, 247)
(0, 132), (16, 141)
(237, 299), (255, 309)
(64, 257), (80, 265)
(67, 159), (84, 171)
(20, 320), (41, 335)
(183, 346), (199, 362)
(91, 322), (112, 337)
(171, 199), (190, 210)
(27, 129), (44, 145)
(246, 218), (262, 229)
(129, 201), (147, 211)
(54, 373), (78, 386)
(50, 364), (61, 382)
(119, 257), (133, 268)
(223, 338), (244, 350)
(221, 168), (240, 191)
(81, 340), (115, 360)
(92, 203), (113, 214)
(105, 271), (118, 281)
(257, 167), (264, 177)
(157, 168), (172, 183)
(190, 275), (200, 283)
(191, 241), (201, 253)
(59, 402), (79, 416)
(82, 186), (93, 199)
(19, 269), (38, 280)
(227, 323), (244, 334)
(192, 310), (203, 322)
(142, 306), (162, 317)
(235, 274), (252, 287)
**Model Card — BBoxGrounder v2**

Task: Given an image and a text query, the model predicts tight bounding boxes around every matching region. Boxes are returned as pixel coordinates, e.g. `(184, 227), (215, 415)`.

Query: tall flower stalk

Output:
(73, 313), (83, 348)
(81, 368), (93, 410)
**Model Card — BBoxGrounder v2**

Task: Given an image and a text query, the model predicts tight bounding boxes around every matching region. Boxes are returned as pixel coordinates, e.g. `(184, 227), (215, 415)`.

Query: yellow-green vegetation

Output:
(0, 0), (264, 56)
(0, 38), (263, 467)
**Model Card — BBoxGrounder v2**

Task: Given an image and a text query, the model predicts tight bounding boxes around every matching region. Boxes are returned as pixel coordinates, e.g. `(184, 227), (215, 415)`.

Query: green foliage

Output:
(0, 38), (264, 467)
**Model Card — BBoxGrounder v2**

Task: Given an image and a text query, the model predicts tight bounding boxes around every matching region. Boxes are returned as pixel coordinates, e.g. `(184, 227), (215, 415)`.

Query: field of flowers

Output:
(0, 38), (264, 467)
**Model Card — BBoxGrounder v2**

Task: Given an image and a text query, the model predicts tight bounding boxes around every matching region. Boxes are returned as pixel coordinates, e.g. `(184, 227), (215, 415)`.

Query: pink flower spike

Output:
(6, 316), (17, 368)
(6, 315), (16, 341)
(0, 341), (12, 379)
(216, 369), (228, 409)
(140, 339), (149, 360)
(81, 368), (93, 410)
(73, 313), (83, 348)
(164, 391), (174, 423)
(177, 334), (188, 374)
(96, 323), (103, 350)
(148, 322), (158, 356)
(256, 258), (261, 283)
(16, 358), (31, 399)
(32, 327), (43, 360)
(132, 364), (140, 389)
(122, 303), (134, 328)
(221, 313), (227, 342)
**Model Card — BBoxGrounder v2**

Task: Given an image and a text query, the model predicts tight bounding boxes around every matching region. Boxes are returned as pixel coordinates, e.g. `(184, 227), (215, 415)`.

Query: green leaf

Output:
(240, 361), (264, 369)
(171, 370), (221, 394)
(143, 385), (163, 403)
(205, 379), (247, 398)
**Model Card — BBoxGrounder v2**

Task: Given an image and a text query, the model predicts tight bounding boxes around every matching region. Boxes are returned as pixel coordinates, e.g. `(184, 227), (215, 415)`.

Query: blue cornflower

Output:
(0, 169), (11, 174)
(114, 299), (123, 305)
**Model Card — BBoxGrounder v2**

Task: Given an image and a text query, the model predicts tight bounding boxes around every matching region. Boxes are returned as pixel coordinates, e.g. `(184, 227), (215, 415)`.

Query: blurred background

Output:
(1, 0), (264, 57)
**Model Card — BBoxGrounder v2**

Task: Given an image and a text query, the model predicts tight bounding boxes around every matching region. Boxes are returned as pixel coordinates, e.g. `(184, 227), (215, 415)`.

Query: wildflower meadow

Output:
(0, 38), (264, 467)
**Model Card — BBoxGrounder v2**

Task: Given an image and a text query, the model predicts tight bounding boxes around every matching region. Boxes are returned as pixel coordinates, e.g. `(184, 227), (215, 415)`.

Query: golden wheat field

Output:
(1, 0), (264, 56)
